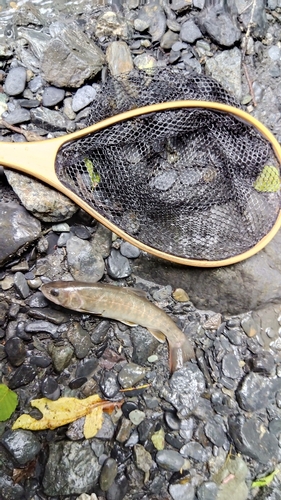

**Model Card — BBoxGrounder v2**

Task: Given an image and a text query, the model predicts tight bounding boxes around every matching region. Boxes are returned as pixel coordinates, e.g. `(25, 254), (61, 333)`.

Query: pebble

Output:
(4, 66), (27, 96)
(67, 322), (93, 359)
(156, 449), (185, 471)
(240, 313), (259, 337)
(106, 473), (129, 500)
(180, 441), (210, 462)
(165, 411), (181, 430)
(9, 363), (36, 389)
(107, 249), (131, 279)
(49, 343), (74, 373)
(106, 41), (133, 76)
(197, 481), (218, 500)
(30, 107), (68, 131)
(236, 372), (279, 411)
(116, 417), (133, 443)
(1, 430), (41, 465)
(180, 19), (202, 43)
(99, 370), (120, 398)
(72, 85), (97, 112)
(134, 444), (153, 482)
(41, 376), (60, 400)
(169, 482), (195, 500)
(122, 401), (139, 418)
(30, 355), (52, 368)
(179, 417), (194, 441)
(251, 351), (275, 375)
(95, 413), (115, 440)
(25, 291), (48, 308)
(99, 457), (118, 491)
(223, 328), (242, 345)
(4, 337), (26, 366)
(66, 235), (105, 282)
(118, 363), (146, 388)
(129, 409), (145, 425)
(76, 358), (98, 378)
(120, 241), (140, 258)
(130, 326), (159, 366)
(42, 86), (65, 106)
(25, 320), (58, 337)
(205, 421), (228, 447)
(160, 30), (179, 49)
(73, 225), (91, 240)
(221, 353), (241, 379)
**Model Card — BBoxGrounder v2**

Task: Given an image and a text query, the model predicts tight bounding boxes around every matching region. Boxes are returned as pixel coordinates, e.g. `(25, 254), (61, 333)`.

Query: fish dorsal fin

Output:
(148, 328), (166, 343)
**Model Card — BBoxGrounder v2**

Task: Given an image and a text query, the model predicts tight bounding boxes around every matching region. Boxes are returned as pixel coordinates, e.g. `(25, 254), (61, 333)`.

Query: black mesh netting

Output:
(55, 69), (281, 261)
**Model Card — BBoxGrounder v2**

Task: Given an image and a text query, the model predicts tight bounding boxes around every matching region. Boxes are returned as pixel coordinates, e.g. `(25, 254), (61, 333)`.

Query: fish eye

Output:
(50, 288), (59, 297)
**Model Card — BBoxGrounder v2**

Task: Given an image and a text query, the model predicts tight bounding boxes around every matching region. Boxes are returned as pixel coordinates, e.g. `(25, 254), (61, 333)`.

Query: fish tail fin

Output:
(168, 337), (195, 373)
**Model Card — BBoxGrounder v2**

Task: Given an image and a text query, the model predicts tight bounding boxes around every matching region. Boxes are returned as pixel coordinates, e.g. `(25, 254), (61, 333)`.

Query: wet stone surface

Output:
(0, 0), (281, 499)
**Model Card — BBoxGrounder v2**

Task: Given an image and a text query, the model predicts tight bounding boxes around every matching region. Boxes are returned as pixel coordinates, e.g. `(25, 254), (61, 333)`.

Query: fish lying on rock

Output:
(41, 281), (194, 372)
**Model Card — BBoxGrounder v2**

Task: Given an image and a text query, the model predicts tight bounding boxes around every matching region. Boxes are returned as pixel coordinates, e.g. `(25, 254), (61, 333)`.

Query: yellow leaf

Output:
(151, 427), (165, 450)
(254, 165), (280, 192)
(84, 406), (104, 439)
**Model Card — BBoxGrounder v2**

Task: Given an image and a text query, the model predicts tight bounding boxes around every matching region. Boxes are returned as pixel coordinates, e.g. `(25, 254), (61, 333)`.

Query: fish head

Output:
(41, 281), (83, 309)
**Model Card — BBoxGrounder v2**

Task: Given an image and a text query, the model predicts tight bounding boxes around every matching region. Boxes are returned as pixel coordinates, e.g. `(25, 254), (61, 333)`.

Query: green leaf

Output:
(254, 165), (280, 193)
(84, 158), (101, 188)
(0, 384), (18, 421)
(252, 469), (279, 488)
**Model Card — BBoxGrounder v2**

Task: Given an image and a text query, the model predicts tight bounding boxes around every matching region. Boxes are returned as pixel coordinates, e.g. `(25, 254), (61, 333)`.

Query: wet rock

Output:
(122, 400), (138, 418)
(9, 363), (36, 389)
(41, 376), (60, 400)
(106, 473), (129, 500)
(72, 85), (97, 112)
(205, 47), (242, 100)
(30, 106), (68, 131)
(131, 326), (160, 366)
(251, 351), (275, 375)
(199, 1), (241, 47)
(28, 305), (69, 324)
(106, 41), (134, 76)
(67, 321), (92, 359)
(180, 19), (202, 43)
(107, 249), (131, 279)
(95, 413), (115, 440)
(4, 66), (27, 96)
(4, 337), (26, 366)
(120, 241), (140, 259)
(116, 417), (132, 443)
(118, 362), (146, 388)
(228, 415), (279, 464)
(169, 482), (195, 500)
(25, 320), (58, 337)
(42, 86), (65, 107)
(66, 235), (105, 282)
(25, 291), (49, 308)
(240, 313), (259, 337)
(129, 409), (145, 425)
(13, 271), (30, 299)
(1, 430), (41, 465)
(99, 370), (120, 398)
(42, 441), (101, 496)
(76, 358), (98, 378)
(5, 170), (77, 222)
(99, 457), (118, 491)
(236, 372), (279, 411)
(156, 449), (185, 471)
(41, 24), (104, 88)
(49, 343), (74, 373)
(0, 472), (25, 500)
(205, 421), (228, 447)
(221, 353), (241, 379)
(161, 363), (205, 417)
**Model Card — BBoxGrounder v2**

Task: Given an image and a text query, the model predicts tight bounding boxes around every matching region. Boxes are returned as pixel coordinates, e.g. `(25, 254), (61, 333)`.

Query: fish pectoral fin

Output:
(147, 329), (166, 343)
(118, 319), (139, 327)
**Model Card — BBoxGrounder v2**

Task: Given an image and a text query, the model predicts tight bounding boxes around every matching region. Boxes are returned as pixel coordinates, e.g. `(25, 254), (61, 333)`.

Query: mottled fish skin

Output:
(41, 281), (194, 372)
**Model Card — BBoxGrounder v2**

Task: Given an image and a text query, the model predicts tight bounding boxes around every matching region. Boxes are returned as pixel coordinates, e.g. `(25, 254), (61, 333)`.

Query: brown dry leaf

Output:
(12, 394), (123, 438)
(84, 406), (103, 439)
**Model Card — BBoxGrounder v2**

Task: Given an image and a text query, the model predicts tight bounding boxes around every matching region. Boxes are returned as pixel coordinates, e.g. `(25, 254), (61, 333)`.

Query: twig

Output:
(243, 62), (257, 107)
(0, 119), (43, 141)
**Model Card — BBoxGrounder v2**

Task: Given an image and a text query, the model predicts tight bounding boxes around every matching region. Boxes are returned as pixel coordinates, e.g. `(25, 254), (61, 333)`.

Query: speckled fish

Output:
(41, 281), (194, 372)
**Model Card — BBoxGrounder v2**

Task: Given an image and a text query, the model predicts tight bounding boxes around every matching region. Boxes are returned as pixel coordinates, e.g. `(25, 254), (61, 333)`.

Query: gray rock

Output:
(236, 0), (268, 39)
(66, 235), (105, 282)
(120, 241), (140, 259)
(205, 421), (228, 447)
(0, 200), (41, 266)
(236, 372), (280, 411)
(28, 75), (44, 92)
(4, 170), (78, 222)
(100, 370), (120, 398)
(118, 362), (146, 388)
(107, 249), (131, 279)
(228, 415), (279, 464)
(4, 67), (27, 96)
(160, 30), (179, 50)
(67, 321), (93, 359)
(156, 450), (185, 471)
(13, 271), (30, 299)
(90, 223), (112, 258)
(8, 363), (37, 389)
(95, 413), (115, 440)
(205, 47), (242, 100)
(161, 363), (205, 417)
(180, 19), (202, 43)
(72, 85), (97, 112)
(4, 337), (26, 366)
(221, 353), (241, 379)
(251, 351), (275, 375)
(100, 457), (118, 491)
(49, 342), (74, 373)
(42, 86), (65, 106)
(199, 1), (241, 47)
(137, 2), (166, 42)
(3, 107), (30, 125)
(170, 0), (192, 12)
(106, 41), (134, 76)
(1, 430), (41, 465)
(41, 24), (104, 88)
(0, 471), (25, 500)
(106, 474), (129, 500)
(30, 106), (68, 131)
(131, 326), (160, 365)
(42, 441), (101, 496)
(197, 482), (218, 500)
(95, 10), (133, 40)
(180, 441), (210, 461)
(169, 482), (195, 500)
